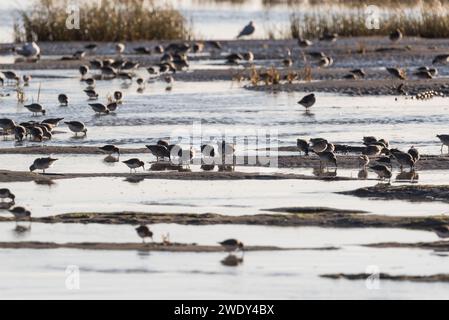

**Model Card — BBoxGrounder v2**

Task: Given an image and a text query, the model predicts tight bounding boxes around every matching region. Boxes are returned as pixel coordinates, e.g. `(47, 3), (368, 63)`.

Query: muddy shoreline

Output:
(341, 184), (449, 203)
(0, 210), (446, 231)
(2, 37), (449, 95)
(321, 273), (449, 283)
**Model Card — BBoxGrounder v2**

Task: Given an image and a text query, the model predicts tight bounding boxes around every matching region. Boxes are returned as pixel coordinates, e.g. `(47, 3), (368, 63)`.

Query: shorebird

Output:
(298, 93), (316, 109)
(237, 21), (255, 39)
(58, 94), (68, 106)
(79, 65), (89, 78)
(242, 51), (254, 62)
(193, 42), (204, 53)
(24, 103), (46, 116)
(318, 56), (333, 68)
(85, 77), (95, 88)
(9, 207), (31, 221)
(408, 146), (420, 162)
(386, 67), (406, 80)
(201, 144), (216, 158)
(363, 145), (383, 157)
(107, 102), (118, 112)
(432, 54), (449, 65)
(414, 70), (433, 79)
(29, 157), (58, 173)
(89, 103), (110, 115)
(226, 53), (243, 64)
(343, 73), (357, 80)
(90, 59), (103, 69)
(376, 155), (393, 169)
(0, 118), (16, 134)
(154, 44), (164, 54)
(134, 47), (151, 54)
(29, 126), (43, 142)
(114, 91), (123, 103)
(42, 118), (64, 128)
(370, 164), (392, 180)
(358, 155), (369, 168)
(2, 71), (19, 84)
(433, 225), (449, 239)
(0, 188), (15, 202)
(298, 37), (313, 47)
(437, 134), (449, 153)
(310, 138), (328, 153)
(219, 239), (244, 252)
(146, 144), (171, 161)
(22, 75), (31, 86)
(15, 42), (40, 60)
(135, 225), (153, 243)
(350, 68), (366, 78)
(297, 139), (309, 156)
(320, 32), (338, 42)
(316, 151), (337, 169)
(123, 158), (145, 173)
(390, 149), (416, 170)
(65, 121), (87, 136)
(85, 43), (97, 51)
(84, 89), (98, 100)
(99, 145), (120, 157)
(115, 42), (125, 55)
(389, 29), (403, 42)
(14, 125), (26, 142)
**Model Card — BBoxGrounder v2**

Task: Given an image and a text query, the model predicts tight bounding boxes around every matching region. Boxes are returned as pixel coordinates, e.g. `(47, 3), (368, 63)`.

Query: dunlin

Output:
(123, 158), (145, 173)
(219, 239), (244, 252)
(0, 188), (15, 202)
(24, 103), (46, 116)
(437, 134), (449, 153)
(58, 94), (68, 106)
(84, 89), (98, 100)
(135, 225), (153, 243)
(9, 207), (31, 221)
(298, 93), (316, 109)
(297, 139), (309, 156)
(146, 144), (171, 161)
(99, 144), (120, 156)
(29, 157), (58, 173)
(370, 164), (392, 180)
(65, 121), (87, 136)
(89, 103), (110, 114)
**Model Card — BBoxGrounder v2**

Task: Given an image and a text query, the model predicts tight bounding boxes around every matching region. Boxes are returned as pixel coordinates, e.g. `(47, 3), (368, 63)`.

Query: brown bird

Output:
(219, 239), (244, 252)
(386, 67), (406, 80)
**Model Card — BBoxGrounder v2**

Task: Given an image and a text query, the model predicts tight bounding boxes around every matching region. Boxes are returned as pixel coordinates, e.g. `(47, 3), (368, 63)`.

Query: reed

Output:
(14, 0), (191, 42)
(289, 4), (449, 39)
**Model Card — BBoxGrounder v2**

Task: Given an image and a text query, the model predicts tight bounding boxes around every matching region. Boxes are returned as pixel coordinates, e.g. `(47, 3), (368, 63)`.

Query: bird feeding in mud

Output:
(9, 207), (31, 221)
(65, 121), (87, 136)
(29, 157), (58, 173)
(58, 94), (68, 106)
(123, 158), (145, 173)
(99, 145), (120, 157)
(24, 103), (46, 116)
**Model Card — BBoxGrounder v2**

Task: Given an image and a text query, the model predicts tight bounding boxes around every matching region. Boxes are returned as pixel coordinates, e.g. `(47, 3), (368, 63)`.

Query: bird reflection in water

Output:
(103, 155), (120, 164)
(12, 223), (32, 238)
(396, 170), (419, 183)
(357, 168), (368, 180)
(221, 254), (244, 267)
(313, 167), (337, 177)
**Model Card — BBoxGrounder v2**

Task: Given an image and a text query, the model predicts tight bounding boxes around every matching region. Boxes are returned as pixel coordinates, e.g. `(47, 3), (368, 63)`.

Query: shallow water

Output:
(1, 68), (448, 156)
(1, 177), (448, 217)
(1, 247), (449, 299)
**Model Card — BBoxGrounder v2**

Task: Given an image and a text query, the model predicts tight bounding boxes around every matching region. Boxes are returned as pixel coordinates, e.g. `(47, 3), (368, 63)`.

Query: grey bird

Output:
(29, 157), (58, 173)
(298, 93), (316, 109)
(65, 121), (87, 136)
(24, 103), (46, 116)
(89, 103), (110, 115)
(15, 42), (40, 60)
(84, 89), (99, 100)
(390, 149), (416, 170)
(42, 118), (64, 128)
(237, 21), (255, 39)
(99, 145), (120, 156)
(316, 151), (337, 169)
(146, 144), (171, 161)
(408, 146), (420, 162)
(122, 158), (145, 173)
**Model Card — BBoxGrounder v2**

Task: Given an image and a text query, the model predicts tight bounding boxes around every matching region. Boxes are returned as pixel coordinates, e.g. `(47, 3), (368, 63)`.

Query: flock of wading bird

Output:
(3, 23), (449, 252)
